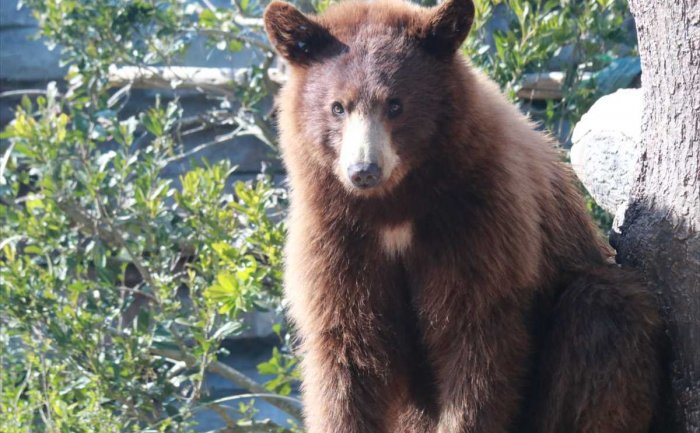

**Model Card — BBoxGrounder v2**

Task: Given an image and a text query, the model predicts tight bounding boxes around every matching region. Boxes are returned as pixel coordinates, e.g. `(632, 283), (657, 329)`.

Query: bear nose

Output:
(347, 163), (381, 189)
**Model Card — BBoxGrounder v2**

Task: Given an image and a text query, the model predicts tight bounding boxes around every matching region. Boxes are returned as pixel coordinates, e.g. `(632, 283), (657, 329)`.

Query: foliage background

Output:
(0, 0), (635, 431)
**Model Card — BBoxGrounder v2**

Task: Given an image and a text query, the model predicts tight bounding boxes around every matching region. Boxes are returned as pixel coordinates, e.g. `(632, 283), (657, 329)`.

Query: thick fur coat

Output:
(263, 1), (661, 432)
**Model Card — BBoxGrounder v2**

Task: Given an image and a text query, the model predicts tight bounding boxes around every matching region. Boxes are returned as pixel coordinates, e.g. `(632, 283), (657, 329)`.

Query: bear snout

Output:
(347, 162), (382, 189)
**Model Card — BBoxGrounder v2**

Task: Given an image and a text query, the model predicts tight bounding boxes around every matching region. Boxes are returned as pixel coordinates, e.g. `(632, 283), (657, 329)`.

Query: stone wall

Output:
(0, 0), (278, 177)
(1, 1), (64, 125)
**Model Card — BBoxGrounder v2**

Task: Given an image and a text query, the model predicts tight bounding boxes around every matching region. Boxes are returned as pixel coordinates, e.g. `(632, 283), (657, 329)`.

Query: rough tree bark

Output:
(611, 1), (700, 432)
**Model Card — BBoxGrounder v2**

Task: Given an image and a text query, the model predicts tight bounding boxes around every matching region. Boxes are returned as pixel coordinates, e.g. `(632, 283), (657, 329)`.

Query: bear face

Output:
(265, 0), (475, 197)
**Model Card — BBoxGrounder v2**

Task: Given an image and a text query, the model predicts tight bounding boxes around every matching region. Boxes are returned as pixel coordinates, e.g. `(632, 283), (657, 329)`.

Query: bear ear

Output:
(421, 0), (475, 58)
(264, 1), (336, 66)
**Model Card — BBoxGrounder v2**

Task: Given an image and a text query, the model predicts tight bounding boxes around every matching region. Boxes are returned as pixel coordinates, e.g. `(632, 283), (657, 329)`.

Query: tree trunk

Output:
(612, 1), (700, 432)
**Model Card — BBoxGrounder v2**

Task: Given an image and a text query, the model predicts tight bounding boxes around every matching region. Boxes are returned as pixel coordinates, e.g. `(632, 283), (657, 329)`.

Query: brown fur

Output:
(263, 1), (661, 432)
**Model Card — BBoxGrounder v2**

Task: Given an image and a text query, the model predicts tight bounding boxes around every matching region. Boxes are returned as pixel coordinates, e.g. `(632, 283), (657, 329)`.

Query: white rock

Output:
(571, 88), (642, 215)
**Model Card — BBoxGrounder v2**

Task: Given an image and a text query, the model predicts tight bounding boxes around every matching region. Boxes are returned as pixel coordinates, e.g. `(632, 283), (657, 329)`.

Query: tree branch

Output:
(195, 29), (273, 53)
(166, 125), (244, 164)
(107, 66), (285, 95)
(56, 198), (121, 245)
(214, 419), (295, 433)
(0, 89), (49, 99)
(150, 347), (303, 421)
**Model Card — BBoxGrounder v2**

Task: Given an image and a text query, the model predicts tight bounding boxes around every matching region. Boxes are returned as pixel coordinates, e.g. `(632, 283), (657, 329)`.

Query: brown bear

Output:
(263, 1), (661, 432)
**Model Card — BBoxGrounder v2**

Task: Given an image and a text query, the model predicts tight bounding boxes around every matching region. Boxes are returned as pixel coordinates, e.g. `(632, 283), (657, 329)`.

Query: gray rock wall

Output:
(1, 1), (64, 125)
(0, 1), (64, 82)
(0, 0), (280, 175)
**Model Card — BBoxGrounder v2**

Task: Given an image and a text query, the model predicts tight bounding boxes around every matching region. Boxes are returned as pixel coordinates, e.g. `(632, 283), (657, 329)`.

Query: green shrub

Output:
(1, 1), (297, 431)
(0, 88), (295, 431)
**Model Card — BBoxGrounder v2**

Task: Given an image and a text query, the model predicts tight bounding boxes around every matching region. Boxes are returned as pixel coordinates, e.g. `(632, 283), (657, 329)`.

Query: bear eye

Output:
(331, 102), (345, 117)
(387, 99), (402, 118)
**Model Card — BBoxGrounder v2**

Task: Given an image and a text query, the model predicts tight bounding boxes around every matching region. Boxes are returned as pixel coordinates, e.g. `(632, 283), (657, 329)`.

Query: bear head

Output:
(264, 0), (475, 197)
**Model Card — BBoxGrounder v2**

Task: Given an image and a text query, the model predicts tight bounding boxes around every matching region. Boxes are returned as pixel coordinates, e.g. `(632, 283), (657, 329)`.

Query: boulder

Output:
(570, 88), (642, 221)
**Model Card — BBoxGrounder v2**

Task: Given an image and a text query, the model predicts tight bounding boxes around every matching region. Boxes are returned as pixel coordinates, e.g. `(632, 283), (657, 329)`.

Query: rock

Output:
(0, 27), (65, 82)
(570, 88), (642, 217)
(518, 71), (591, 101)
(0, 0), (36, 27)
(593, 57), (641, 97)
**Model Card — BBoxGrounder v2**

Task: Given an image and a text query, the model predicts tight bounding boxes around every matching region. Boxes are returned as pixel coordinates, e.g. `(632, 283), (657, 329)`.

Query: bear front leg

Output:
(421, 294), (531, 433)
(285, 220), (405, 433)
(300, 332), (397, 433)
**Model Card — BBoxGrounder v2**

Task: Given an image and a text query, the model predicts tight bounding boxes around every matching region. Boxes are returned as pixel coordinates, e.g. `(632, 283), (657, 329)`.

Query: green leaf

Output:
(211, 321), (242, 340)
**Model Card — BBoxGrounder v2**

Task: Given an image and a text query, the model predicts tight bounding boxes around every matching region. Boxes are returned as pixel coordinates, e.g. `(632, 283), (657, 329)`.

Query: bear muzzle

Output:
(339, 112), (399, 191)
(347, 162), (382, 189)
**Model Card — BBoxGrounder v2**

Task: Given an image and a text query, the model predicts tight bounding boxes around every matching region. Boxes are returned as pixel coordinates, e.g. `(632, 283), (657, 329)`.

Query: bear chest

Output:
(379, 221), (413, 258)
